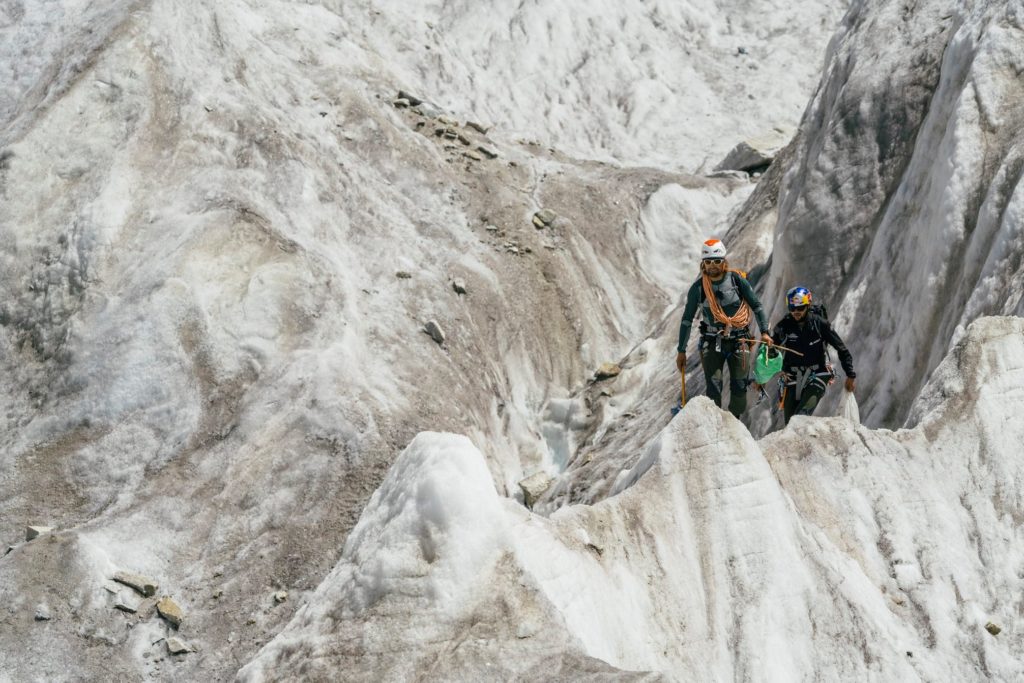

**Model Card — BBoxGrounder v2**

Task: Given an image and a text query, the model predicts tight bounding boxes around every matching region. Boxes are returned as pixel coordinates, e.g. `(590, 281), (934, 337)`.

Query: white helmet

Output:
(701, 238), (727, 260)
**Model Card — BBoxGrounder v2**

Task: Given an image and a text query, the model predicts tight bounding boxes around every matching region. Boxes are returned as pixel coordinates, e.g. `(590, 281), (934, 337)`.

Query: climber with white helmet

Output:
(675, 238), (771, 418)
(768, 285), (856, 424)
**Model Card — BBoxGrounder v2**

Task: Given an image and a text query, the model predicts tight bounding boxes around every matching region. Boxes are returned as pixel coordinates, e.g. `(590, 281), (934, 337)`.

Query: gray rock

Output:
(393, 98), (411, 108)
(113, 571), (159, 597)
(436, 115), (458, 126)
(985, 622), (1001, 636)
(156, 597), (184, 628)
(114, 595), (139, 613)
(34, 604), (51, 621)
(423, 320), (445, 345)
(25, 525), (52, 541)
(452, 278), (467, 295)
(477, 145), (499, 159)
(533, 209), (558, 226)
(463, 150), (482, 161)
(518, 471), (553, 509)
(713, 127), (793, 172)
(466, 121), (490, 134)
(594, 362), (622, 380)
(413, 102), (443, 118)
(396, 90), (423, 106)
(395, 271), (412, 279)
(166, 637), (193, 655)
(273, 590), (288, 604)
(706, 169), (750, 180)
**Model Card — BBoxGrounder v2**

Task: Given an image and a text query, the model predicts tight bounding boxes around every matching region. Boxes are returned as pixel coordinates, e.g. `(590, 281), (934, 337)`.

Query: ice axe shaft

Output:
(735, 338), (805, 357)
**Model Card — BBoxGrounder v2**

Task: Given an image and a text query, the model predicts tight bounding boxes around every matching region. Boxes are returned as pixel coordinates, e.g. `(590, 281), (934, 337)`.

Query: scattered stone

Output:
(485, 224), (499, 232)
(395, 271), (412, 279)
(113, 571), (159, 597)
(166, 637), (193, 655)
(393, 98), (411, 108)
(452, 278), (467, 295)
(466, 121), (490, 134)
(737, 46), (749, 55)
(5, 545), (15, 556)
(115, 595), (140, 614)
(413, 102), (443, 118)
(706, 169), (749, 180)
(463, 150), (482, 161)
(713, 127), (794, 173)
(25, 526), (52, 541)
(423, 320), (445, 345)
(477, 145), (498, 159)
(594, 363), (622, 380)
(985, 621), (1002, 636)
(396, 90), (423, 106)
(156, 597), (184, 628)
(135, 597), (158, 617)
(599, 389), (612, 397)
(273, 591), (288, 604)
(436, 115), (458, 126)
(532, 215), (547, 229)
(507, 246), (520, 255)
(518, 471), (553, 509)
(457, 132), (472, 145)
(442, 130), (458, 140)
(533, 209), (558, 227)
(34, 605), (51, 621)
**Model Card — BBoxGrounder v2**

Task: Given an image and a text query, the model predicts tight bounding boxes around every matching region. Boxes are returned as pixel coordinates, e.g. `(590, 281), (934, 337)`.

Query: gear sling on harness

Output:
(776, 364), (836, 412)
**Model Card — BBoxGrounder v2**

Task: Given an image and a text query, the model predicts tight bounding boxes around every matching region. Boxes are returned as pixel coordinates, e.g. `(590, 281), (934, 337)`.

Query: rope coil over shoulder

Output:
(701, 270), (751, 337)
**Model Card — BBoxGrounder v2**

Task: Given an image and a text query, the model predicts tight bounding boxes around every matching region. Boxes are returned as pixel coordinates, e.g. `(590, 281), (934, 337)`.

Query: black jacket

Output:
(770, 313), (856, 377)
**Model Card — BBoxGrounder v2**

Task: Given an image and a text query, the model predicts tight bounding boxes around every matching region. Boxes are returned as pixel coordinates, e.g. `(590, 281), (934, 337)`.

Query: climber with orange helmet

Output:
(769, 285), (856, 424)
(675, 239), (771, 418)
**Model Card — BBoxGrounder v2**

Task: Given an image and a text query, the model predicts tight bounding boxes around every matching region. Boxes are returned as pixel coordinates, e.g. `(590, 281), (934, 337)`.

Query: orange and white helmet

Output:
(701, 239), (727, 260)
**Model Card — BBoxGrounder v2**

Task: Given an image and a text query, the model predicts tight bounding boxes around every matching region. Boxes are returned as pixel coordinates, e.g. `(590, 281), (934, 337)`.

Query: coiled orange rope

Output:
(701, 268), (751, 336)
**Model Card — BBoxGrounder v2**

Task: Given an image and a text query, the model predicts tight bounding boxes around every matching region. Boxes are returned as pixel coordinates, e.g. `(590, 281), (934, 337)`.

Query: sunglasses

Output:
(703, 258), (724, 265)
(789, 304), (808, 312)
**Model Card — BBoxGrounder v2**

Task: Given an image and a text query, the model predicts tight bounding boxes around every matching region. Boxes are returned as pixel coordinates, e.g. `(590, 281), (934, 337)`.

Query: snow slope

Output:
(244, 316), (1024, 681)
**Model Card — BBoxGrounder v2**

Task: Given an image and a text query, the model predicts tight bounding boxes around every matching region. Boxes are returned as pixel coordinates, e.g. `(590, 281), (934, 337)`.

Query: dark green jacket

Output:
(677, 272), (768, 352)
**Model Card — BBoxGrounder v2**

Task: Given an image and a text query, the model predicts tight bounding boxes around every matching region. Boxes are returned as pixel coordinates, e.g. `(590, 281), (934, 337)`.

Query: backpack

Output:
(697, 270), (750, 335)
(696, 269), (749, 304)
(808, 302), (828, 335)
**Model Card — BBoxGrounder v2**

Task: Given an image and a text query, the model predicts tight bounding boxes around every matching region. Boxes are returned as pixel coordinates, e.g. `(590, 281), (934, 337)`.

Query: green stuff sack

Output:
(753, 345), (783, 384)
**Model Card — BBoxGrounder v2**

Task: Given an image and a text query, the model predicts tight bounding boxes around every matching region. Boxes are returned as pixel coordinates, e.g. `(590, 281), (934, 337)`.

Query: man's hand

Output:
(760, 332), (772, 345)
(676, 352), (686, 373)
(845, 377), (856, 392)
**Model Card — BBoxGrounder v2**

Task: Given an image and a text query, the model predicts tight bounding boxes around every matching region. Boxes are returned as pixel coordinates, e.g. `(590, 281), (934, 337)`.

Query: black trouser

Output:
(781, 369), (830, 424)
(699, 336), (751, 418)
